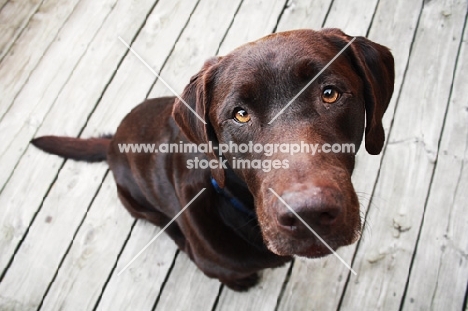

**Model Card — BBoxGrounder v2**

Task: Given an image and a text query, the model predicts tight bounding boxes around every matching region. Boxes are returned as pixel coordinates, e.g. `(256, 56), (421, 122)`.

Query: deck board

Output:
(0, 0), (467, 310)
(154, 253), (221, 311)
(215, 265), (290, 311)
(217, 0), (287, 55)
(0, 0), (198, 309)
(323, 0), (378, 35)
(0, 162), (108, 310)
(0, 0), (117, 190)
(340, 0), (468, 309)
(275, 0), (333, 31)
(0, 0), (155, 279)
(39, 175), (134, 311)
(0, 0), (43, 63)
(401, 18), (468, 310)
(0, 0), (11, 12)
(0, 0), (82, 121)
(147, 0), (242, 98)
(95, 222), (177, 311)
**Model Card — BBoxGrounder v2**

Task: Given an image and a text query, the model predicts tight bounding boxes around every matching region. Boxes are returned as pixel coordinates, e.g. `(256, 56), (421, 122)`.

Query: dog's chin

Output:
(295, 245), (334, 258)
(265, 239), (335, 258)
(263, 231), (361, 258)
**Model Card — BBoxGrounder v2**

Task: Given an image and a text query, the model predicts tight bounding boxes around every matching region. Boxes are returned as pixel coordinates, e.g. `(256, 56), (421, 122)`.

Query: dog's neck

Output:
(212, 166), (267, 251)
(210, 177), (255, 218)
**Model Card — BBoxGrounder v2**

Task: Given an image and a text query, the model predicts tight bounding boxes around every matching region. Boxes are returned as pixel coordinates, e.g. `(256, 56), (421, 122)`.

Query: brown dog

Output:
(32, 29), (394, 291)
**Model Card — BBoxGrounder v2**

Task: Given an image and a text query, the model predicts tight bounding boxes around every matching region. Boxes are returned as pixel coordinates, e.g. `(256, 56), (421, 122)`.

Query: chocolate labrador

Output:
(32, 28), (394, 291)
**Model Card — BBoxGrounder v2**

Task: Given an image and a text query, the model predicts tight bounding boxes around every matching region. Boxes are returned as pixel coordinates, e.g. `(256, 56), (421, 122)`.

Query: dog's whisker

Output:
(361, 219), (373, 241)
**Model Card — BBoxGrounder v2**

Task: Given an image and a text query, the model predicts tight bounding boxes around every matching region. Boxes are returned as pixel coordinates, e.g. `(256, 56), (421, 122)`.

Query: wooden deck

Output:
(0, 0), (467, 310)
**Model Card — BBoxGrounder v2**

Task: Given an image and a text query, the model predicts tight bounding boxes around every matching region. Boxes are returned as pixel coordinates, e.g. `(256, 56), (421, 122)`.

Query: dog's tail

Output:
(31, 134), (112, 163)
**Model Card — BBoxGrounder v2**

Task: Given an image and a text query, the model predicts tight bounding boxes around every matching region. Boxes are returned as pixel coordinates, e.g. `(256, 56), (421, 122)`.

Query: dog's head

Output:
(172, 29), (394, 257)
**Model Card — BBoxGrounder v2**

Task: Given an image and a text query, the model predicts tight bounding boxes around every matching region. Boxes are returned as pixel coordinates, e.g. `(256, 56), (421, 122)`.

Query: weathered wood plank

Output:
(96, 223), (178, 311)
(323, 0), (379, 35)
(401, 20), (468, 311)
(279, 252), (354, 311)
(148, 0), (242, 98)
(0, 164), (108, 311)
(83, 0), (200, 136)
(0, 0), (42, 62)
(154, 254), (220, 311)
(0, 0), (82, 120)
(0, 0), (156, 279)
(218, 0), (287, 55)
(0, 0), (119, 276)
(276, 0), (333, 32)
(38, 175), (135, 311)
(403, 140), (468, 310)
(0, 0), (116, 190)
(0, 0), (198, 309)
(215, 266), (290, 311)
(0, 0), (10, 11)
(340, 0), (468, 309)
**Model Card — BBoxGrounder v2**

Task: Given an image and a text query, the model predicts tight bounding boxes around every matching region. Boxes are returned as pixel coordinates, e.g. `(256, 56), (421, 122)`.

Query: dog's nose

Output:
(276, 186), (343, 237)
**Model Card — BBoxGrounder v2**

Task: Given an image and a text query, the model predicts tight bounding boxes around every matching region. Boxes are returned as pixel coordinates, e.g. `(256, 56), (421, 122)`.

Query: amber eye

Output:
(233, 108), (251, 123)
(322, 87), (340, 104)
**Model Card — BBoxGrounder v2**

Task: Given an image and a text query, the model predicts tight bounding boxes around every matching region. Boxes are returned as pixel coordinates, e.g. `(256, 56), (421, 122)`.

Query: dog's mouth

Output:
(263, 232), (358, 258)
(253, 175), (362, 258)
(296, 244), (334, 258)
(274, 241), (333, 258)
(258, 201), (362, 258)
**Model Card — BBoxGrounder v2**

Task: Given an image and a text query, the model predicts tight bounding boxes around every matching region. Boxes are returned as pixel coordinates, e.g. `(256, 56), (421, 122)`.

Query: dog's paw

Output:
(223, 273), (260, 292)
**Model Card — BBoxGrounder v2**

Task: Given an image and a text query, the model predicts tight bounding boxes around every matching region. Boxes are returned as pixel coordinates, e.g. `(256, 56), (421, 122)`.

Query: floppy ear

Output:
(172, 57), (226, 187)
(322, 28), (395, 155)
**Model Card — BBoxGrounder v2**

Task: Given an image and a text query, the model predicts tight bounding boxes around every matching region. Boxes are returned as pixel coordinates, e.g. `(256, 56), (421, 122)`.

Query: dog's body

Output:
(32, 29), (394, 291)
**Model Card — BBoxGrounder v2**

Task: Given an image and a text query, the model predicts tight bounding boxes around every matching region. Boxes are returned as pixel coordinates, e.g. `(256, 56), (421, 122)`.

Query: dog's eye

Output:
(233, 108), (251, 123)
(322, 87), (340, 104)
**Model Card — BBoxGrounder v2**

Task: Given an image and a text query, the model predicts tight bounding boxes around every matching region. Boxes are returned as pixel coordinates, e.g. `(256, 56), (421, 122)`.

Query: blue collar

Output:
(210, 177), (256, 218)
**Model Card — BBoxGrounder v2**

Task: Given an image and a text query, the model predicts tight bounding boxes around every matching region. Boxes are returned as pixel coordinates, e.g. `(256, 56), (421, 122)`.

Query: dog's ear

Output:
(322, 28), (395, 155)
(172, 57), (226, 187)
